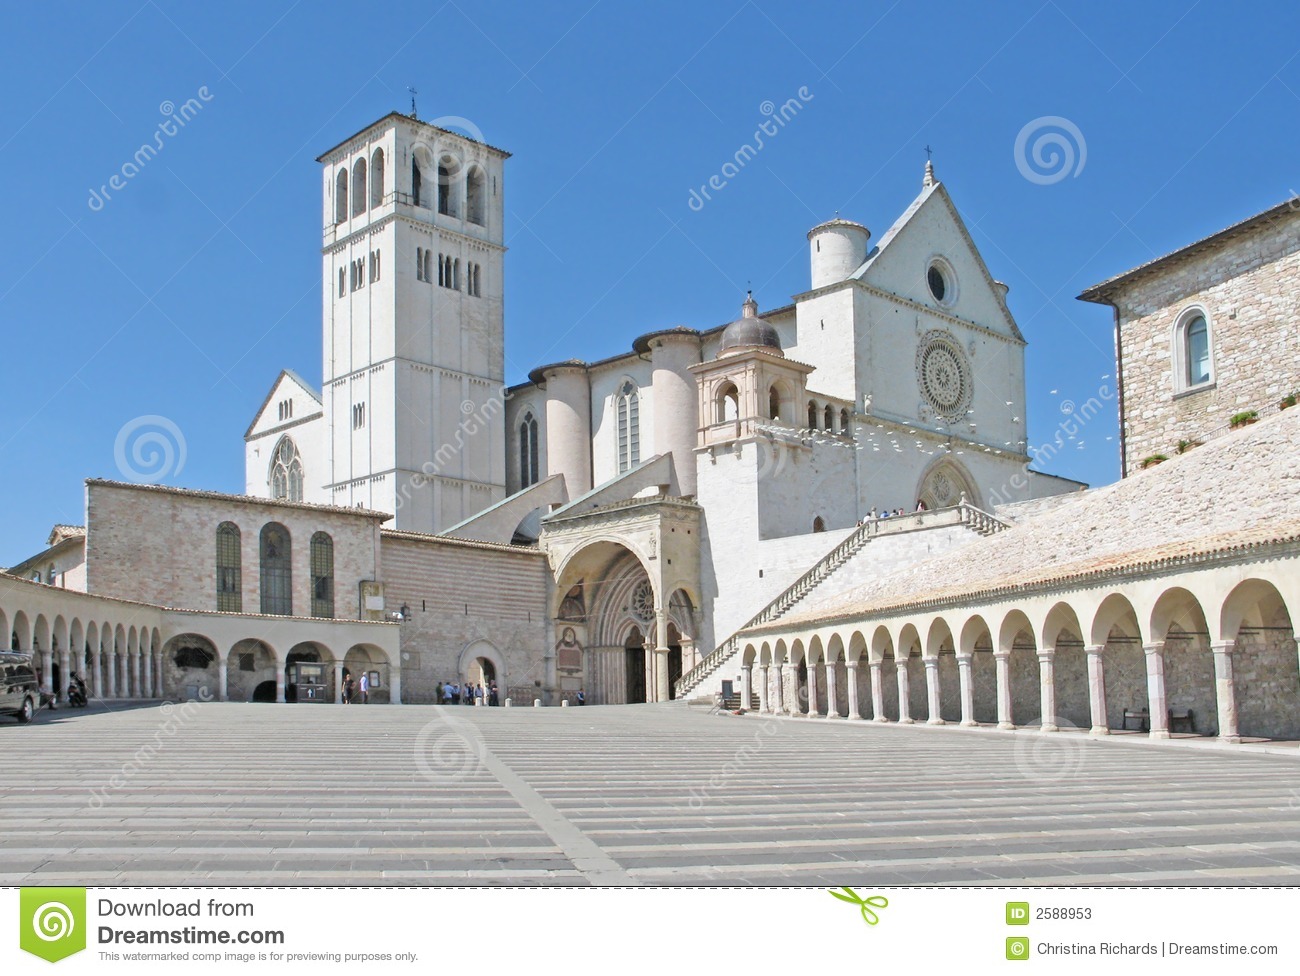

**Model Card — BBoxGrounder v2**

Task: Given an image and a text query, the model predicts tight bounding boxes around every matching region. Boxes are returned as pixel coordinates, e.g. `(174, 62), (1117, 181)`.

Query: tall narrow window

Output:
(338, 268), (345, 297)
(520, 413), (539, 488)
(437, 253), (444, 286)
(269, 436), (304, 502)
(310, 532), (334, 618)
(466, 166), (486, 225)
(260, 523), (292, 616)
(351, 158), (367, 217)
(1185, 314), (1210, 387)
(437, 157), (456, 215)
(824, 404), (834, 431)
(334, 168), (348, 223)
(807, 401), (818, 430)
(416, 247), (424, 281)
(370, 148), (385, 207)
(412, 159), (423, 207)
(424, 251), (433, 283)
(216, 522), (241, 612)
(616, 381), (640, 474)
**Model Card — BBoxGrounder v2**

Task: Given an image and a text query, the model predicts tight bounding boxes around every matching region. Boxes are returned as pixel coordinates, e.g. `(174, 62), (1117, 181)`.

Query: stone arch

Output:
(916, 455), (979, 511)
(895, 622), (925, 721)
(1040, 600), (1088, 730)
(345, 643), (392, 704)
(1149, 586), (1215, 736)
(1088, 593), (1147, 731)
(459, 639), (506, 700)
(33, 614), (50, 652)
(1220, 578), (1298, 740)
(997, 608), (1039, 727)
(924, 616), (960, 722)
(714, 381), (739, 424)
(870, 626), (899, 719)
(11, 609), (30, 651)
(958, 613), (996, 724)
(164, 633), (220, 701)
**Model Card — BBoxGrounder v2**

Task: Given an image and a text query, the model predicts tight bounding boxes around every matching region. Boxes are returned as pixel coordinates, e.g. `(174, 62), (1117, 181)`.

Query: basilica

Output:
(4, 112), (1296, 741)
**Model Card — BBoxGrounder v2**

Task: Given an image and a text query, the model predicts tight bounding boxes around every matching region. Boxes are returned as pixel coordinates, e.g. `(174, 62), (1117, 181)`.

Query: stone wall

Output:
(1110, 208), (1300, 473)
(379, 531), (550, 705)
(85, 481), (384, 618)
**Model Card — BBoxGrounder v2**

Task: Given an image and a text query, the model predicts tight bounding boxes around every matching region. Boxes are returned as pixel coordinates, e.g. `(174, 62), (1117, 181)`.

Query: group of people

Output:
(441, 680), (499, 706)
(859, 500), (928, 525)
(341, 670), (369, 704)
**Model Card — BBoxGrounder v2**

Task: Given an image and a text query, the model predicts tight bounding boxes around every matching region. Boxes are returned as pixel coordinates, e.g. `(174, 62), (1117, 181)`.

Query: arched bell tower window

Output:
(466, 165), (486, 225)
(334, 168), (348, 223)
(616, 381), (640, 474)
(715, 382), (739, 424)
(269, 436), (304, 503)
(351, 158), (367, 217)
(370, 148), (385, 208)
(520, 413), (540, 488)
(411, 158), (423, 208)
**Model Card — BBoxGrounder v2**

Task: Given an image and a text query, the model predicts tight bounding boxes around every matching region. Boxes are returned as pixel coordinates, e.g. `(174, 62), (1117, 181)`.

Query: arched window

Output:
(412, 158), (423, 207)
(840, 407), (850, 433)
(444, 255), (453, 287)
(370, 148), (385, 208)
(416, 247), (424, 281)
(351, 158), (367, 217)
(259, 523), (292, 616)
(520, 413), (540, 488)
(1178, 311), (1212, 389)
(424, 251), (433, 283)
(269, 436), (304, 503)
(812, 516), (827, 533)
(807, 401), (818, 430)
(466, 166), (486, 225)
(824, 404), (834, 431)
(616, 381), (640, 474)
(310, 532), (334, 618)
(216, 522), (241, 612)
(453, 258), (461, 290)
(437, 155), (459, 216)
(334, 168), (348, 223)
(715, 382), (739, 423)
(769, 386), (781, 421)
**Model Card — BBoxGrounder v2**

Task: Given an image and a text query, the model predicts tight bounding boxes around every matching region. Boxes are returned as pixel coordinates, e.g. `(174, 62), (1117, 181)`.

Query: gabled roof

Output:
(244, 369), (322, 440)
(849, 176), (1024, 342)
(315, 111), (512, 162)
(1078, 198), (1298, 304)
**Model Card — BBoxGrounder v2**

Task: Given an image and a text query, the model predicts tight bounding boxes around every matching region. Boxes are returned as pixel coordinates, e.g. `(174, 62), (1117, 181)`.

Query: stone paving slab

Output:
(1, 701), (1299, 885)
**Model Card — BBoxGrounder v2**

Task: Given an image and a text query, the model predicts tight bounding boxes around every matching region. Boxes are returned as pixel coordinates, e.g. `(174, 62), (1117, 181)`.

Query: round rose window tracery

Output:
(630, 580), (655, 622)
(915, 331), (973, 421)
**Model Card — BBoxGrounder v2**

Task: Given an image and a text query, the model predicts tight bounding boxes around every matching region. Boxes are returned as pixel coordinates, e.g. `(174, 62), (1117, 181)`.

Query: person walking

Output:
(577, 688), (585, 706)
(343, 673), (354, 705)
(488, 682), (499, 707)
(475, 683), (485, 706)
(358, 671), (369, 705)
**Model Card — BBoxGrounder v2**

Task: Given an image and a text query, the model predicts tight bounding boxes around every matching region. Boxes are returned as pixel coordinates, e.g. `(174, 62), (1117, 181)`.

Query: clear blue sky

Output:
(3, 1), (1297, 565)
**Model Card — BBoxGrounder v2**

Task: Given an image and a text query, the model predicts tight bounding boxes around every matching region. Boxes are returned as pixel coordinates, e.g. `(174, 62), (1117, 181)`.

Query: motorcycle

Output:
(67, 675), (88, 708)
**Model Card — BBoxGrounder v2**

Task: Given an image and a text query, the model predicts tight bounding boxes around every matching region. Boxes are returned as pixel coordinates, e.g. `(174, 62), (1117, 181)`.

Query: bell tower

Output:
(317, 113), (509, 530)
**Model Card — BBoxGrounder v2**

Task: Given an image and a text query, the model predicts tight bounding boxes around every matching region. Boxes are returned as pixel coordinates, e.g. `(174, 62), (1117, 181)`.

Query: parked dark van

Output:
(0, 652), (39, 723)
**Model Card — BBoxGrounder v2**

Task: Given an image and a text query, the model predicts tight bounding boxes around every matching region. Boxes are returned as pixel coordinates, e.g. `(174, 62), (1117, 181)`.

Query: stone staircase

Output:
(675, 503), (1008, 699)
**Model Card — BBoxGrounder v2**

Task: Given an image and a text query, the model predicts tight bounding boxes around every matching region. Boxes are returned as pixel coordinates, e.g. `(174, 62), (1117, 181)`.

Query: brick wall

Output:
(1112, 210), (1300, 473)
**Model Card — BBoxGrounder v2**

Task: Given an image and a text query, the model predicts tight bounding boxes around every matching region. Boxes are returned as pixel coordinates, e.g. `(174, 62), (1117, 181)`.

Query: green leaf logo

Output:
(19, 888), (86, 962)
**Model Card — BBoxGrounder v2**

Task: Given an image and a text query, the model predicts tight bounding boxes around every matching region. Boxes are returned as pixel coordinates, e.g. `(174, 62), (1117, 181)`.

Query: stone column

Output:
(58, 650), (71, 701)
(141, 651), (152, 700)
(333, 663), (344, 704)
(118, 653), (129, 699)
(994, 650), (1013, 729)
(895, 660), (912, 724)
(390, 664), (403, 705)
(218, 659), (229, 702)
(923, 657), (943, 724)
(643, 642), (655, 703)
(956, 653), (975, 726)
(805, 660), (820, 717)
(1085, 644), (1108, 735)
(39, 649), (53, 695)
(654, 610), (670, 704)
(1037, 647), (1058, 732)
(91, 647), (103, 700)
(845, 660), (861, 720)
(1143, 642), (1169, 739)
(1211, 640), (1240, 743)
(105, 651), (116, 698)
(741, 664), (753, 711)
(869, 660), (886, 722)
(758, 664), (770, 713)
(275, 661), (286, 704)
(824, 661), (841, 718)
(772, 663), (784, 714)
(783, 662), (799, 716)
(153, 651), (163, 697)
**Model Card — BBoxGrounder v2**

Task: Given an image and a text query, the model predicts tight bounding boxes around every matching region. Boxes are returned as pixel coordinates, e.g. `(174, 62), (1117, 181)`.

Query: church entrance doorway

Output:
(625, 628), (646, 704)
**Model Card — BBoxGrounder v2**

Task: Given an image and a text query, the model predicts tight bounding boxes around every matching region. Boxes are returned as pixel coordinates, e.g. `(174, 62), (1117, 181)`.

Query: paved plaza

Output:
(2, 701), (1300, 886)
